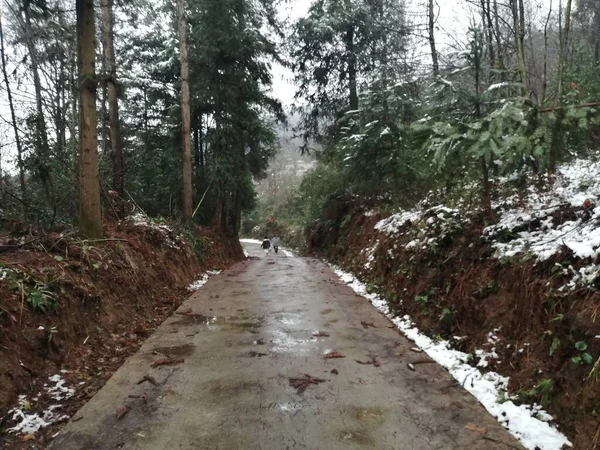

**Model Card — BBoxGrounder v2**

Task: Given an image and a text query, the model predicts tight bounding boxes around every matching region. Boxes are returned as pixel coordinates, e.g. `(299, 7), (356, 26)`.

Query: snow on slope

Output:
(332, 267), (572, 450)
(374, 156), (600, 290)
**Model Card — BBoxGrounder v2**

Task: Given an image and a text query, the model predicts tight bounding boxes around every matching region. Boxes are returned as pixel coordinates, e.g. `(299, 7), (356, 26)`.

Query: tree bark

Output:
(542, 0), (553, 103)
(493, 0), (504, 72)
(510, 0), (529, 94)
(481, 0), (495, 69)
(76, 0), (102, 238)
(593, 1), (600, 62)
(555, 0), (573, 105)
(0, 9), (25, 201)
(177, 0), (193, 220)
(100, 0), (124, 195)
(428, 0), (439, 76)
(22, 5), (53, 204)
(233, 189), (242, 235)
(345, 24), (359, 110)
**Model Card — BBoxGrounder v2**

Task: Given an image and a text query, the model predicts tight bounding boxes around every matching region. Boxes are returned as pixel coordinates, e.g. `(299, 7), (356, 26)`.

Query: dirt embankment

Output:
(307, 199), (600, 450)
(0, 219), (243, 447)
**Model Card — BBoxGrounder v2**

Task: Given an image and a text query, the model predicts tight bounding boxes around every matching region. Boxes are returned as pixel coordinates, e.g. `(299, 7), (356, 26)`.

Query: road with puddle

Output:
(50, 243), (524, 450)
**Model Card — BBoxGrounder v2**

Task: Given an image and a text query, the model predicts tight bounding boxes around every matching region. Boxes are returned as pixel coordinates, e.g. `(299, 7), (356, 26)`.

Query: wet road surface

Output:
(51, 243), (524, 450)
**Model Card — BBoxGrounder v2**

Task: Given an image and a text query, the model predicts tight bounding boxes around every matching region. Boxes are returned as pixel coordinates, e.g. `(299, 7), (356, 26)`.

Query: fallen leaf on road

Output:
(360, 321), (377, 329)
(137, 375), (159, 386)
(464, 423), (487, 435)
(21, 434), (35, 441)
(313, 331), (330, 337)
(411, 359), (435, 365)
(324, 351), (345, 359)
(151, 357), (184, 368)
(289, 374), (327, 394)
(249, 351), (267, 357)
(128, 394), (146, 399)
(330, 369), (339, 375)
(116, 405), (131, 420)
(355, 357), (381, 367)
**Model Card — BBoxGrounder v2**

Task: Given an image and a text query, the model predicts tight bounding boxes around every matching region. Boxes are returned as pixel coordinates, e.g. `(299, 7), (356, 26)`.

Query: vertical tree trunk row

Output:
(100, 0), (125, 195)
(0, 9), (26, 202)
(346, 24), (359, 110)
(77, 0), (103, 238)
(23, 6), (54, 205)
(428, 0), (439, 76)
(177, 0), (193, 221)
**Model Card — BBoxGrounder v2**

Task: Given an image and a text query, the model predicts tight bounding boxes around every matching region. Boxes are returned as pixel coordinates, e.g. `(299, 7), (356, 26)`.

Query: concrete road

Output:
(50, 243), (524, 450)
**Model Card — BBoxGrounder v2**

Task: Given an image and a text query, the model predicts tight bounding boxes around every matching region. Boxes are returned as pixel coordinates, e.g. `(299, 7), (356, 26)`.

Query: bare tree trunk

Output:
(510, 0), (529, 93)
(233, 189), (242, 235)
(70, 51), (78, 175)
(542, 0), (553, 103)
(428, 0), (439, 76)
(76, 0), (102, 238)
(473, 37), (493, 220)
(0, 9), (25, 201)
(22, 5), (54, 205)
(555, 0), (573, 105)
(493, 0), (504, 72)
(100, 0), (124, 195)
(177, 0), (193, 221)
(480, 0), (495, 69)
(593, 1), (600, 62)
(346, 24), (359, 110)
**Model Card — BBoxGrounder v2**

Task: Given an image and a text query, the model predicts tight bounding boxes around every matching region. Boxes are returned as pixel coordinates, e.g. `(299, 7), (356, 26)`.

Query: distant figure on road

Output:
(261, 236), (271, 256)
(272, 236), (281, 254)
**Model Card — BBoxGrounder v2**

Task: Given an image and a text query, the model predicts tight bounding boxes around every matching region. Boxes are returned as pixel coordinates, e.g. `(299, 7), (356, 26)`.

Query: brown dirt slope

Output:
(0, 219), (243, 447)
(307, 199), (600, 450)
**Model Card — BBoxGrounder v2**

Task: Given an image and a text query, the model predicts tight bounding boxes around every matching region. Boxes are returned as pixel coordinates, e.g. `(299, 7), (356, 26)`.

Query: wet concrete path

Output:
(51, 243), (524, 450)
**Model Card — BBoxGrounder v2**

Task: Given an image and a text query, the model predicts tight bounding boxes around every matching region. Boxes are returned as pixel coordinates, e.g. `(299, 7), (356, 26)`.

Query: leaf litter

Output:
(150, 357), (184, 368)
(288, 374), (327, 394)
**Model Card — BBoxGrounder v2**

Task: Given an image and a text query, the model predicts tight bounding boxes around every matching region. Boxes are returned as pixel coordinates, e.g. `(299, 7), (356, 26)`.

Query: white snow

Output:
(283, 249), (294, 257)
(127, 214), (184, 250)
(375, 210), (422, 235)
(486, 82), (511, 92)
(363, 242), (379, 270)
(240, 238), (263, 244)
(8, 375), (76, 435)
(486, 156), (600, 289)
(45, 375), (75, 401)
(331, 266), (572, 450)
(188, 270), (221, 291)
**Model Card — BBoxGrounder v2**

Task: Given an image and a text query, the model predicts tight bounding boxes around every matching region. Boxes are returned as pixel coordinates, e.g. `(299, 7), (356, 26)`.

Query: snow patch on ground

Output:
(45, 375), (75, 401)
(331, 266), (572, 450)
(8, 375), (76, 435)
(240, 238), (263, 244)
(363, 241), (379, 270)
(283, 249), (294, 257)
(375, 210), (422, 235)
(188, 270), (221, 290)
(485, 157), (600, 289)
(374, 205), (466, 254)
(128, 214), (184, 250)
